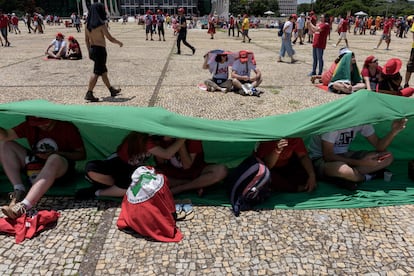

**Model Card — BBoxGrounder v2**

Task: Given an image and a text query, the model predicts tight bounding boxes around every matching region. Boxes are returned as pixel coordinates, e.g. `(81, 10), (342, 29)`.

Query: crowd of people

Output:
(0, 5), (413, 226)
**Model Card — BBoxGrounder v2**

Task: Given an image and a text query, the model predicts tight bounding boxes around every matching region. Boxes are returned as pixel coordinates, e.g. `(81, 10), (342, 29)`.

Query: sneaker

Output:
(192, 48), (196, 55)
(9, 189), (26, 207)
(404, 83), (410, 88)
(84, 91), (99, 102)
(248, 38), (251, 43)
(109, 87), (121, 97)
(1, 202), (27, 220)
(366, 168), (390, 181)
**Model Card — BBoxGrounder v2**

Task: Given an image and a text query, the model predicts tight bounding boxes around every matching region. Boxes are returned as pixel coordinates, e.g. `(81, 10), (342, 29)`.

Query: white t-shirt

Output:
(231, 60), (256, 77)
(284, 20), (293, 34)
(51, 39), (67, 53)
(308, 125), (375, 159)
(208, 60), (230, 80)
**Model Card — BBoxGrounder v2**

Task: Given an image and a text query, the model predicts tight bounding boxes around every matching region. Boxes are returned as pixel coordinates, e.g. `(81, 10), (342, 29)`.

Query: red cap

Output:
(178, 8), (185, 13)
(56, 32), (64, 38)
(239, 50), (249, 63)
(68, 35), (74, 41)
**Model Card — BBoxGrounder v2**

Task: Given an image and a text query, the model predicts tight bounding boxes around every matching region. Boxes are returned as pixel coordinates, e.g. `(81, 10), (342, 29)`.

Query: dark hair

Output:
(118, 131), (149, 158)
(215, 54), (227, 62)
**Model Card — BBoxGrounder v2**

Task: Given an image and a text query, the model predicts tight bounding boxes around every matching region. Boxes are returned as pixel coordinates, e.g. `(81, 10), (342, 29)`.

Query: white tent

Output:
(355, 11), (368, 16)
(264, 11), (275, 15)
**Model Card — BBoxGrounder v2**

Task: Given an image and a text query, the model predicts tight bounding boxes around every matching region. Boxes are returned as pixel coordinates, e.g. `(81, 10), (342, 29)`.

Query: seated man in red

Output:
(0, 116), (86, 219)
(254, 138), (317, 193)
(155, 137), (228, 195)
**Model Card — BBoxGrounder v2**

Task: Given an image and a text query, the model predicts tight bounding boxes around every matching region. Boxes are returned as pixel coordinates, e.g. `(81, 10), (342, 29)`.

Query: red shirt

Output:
(0, 14), (8, 28)
(11, 16), (18, 25)
(313, 22), (330, 49)
(13, 120), (84, 157)
(383, 20), (392, 34)
(117, 136), (157, 166)
(254, 138), (308, 168)
(339, 18), (348, 32)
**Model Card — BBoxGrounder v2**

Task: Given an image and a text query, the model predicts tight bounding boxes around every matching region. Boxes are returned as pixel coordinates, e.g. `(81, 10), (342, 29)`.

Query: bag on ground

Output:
(227, 155), (271, 216)
(117, 166), (183, 242)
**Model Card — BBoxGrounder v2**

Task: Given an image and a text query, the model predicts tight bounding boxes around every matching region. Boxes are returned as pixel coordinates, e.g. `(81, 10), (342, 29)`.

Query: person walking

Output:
(84, 2), (123, 102)
(0, 10), (10, 47)
(241, 14), (251, 43)
(277, 15), (297, 63)
(176, 7), (195, 55)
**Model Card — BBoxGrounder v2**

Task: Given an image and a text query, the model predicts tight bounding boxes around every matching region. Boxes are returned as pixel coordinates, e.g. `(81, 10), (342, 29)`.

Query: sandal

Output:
(181, 203), (195, 221)
(174, 199), (194, 221)
(175, 204), (186, 220)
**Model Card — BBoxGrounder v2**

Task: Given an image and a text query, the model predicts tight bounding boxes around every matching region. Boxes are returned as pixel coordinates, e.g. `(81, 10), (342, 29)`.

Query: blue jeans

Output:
(279, 33), (295, 58)
(312, 47), (324, 75)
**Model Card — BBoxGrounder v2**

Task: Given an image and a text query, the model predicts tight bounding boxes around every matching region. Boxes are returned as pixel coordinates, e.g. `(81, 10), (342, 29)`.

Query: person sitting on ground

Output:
(154, 136), (228, 196)
(254, 138), (317, 193)
(77, 131), (186, 198)
(361, 55), (382, 91)
(0, 116), (86, 219)
(67, 35), (83, 60)
(202, 50), (233, 93)
(312, 47), (350, 85)
(231, 50), (262, 95)
(328, 49), (366, 94)
(377, 58), (414, 97)
(45, 32), (67, 59)
(308, 119), (407, 190)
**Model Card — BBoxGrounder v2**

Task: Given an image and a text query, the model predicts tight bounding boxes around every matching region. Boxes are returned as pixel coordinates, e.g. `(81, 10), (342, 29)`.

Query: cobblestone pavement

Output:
(0, 22), (414, 275)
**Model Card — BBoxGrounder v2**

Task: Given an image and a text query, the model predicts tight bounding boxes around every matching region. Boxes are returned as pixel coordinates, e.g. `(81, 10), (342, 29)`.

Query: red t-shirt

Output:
(313, 22), (330, 49)
(254, 138), (308, 168)
(339, 18), (348, 33)
(13, 120), (84, 157)
(156, 140), (206, 179)
(11, 16), (18, 25)
(117, 136), (157, 166)
(383, 20), (392, 34)
(0, 14), (8, 28)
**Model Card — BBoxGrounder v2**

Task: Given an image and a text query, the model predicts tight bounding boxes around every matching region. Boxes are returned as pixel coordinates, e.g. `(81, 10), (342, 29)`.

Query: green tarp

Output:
(1, 90), (414, 209)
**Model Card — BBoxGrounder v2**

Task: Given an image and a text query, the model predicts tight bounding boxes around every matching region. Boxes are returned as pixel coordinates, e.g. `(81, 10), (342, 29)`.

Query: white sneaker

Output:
(332, 44), (336, 47)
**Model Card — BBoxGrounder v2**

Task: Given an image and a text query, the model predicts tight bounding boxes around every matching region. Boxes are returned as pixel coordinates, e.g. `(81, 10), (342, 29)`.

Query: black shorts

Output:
(85, 155), (136, 189)
(407, 48), (414, 73)
(89, 45), (107, 76)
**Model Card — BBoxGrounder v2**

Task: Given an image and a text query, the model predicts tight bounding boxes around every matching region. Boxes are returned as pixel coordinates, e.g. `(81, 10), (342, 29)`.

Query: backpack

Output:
(116, 166), (183, 242)
(278, 22), (285, 37)
(227, 155), (271, 216)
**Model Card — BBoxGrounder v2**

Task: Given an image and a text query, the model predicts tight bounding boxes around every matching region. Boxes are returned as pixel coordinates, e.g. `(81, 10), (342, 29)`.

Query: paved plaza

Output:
(0, 21), (414, 275)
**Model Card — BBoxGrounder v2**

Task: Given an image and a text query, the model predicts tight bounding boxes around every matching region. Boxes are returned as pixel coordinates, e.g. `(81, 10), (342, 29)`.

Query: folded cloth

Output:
(0, 210), (60, 243)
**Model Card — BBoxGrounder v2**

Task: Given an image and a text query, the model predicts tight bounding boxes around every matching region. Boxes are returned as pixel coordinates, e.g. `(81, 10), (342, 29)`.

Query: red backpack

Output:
(117, 166), (182, 242)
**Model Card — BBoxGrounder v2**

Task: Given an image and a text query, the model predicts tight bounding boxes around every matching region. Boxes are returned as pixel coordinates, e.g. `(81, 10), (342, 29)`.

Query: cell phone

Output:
(377, 153), (391, 161)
